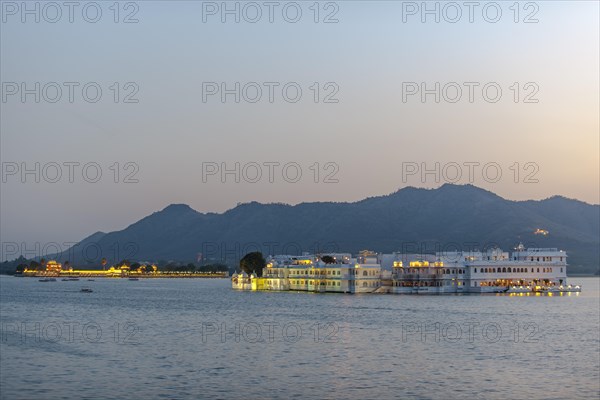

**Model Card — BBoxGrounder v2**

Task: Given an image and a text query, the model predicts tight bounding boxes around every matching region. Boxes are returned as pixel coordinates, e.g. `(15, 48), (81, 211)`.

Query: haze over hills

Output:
(5, 184), (600, 274)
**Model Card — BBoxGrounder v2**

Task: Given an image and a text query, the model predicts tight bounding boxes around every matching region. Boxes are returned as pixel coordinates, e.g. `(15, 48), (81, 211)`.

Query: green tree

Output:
(29, 260), (40, 271)
(165, 262), (178, 272)
(239, 252), (266, 277)
(321, 255), (335, 264)
(216, 263), (228, 272)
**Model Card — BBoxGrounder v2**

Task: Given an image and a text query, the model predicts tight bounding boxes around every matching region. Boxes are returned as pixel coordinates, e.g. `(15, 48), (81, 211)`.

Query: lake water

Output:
(1, 276), (599, 399)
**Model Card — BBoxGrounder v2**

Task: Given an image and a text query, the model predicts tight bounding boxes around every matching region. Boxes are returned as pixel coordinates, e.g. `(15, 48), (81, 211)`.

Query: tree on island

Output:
(239, 252), (266, 277)
(29, 260), (40, 271)
(321, 255), (336, 264)
(15, 264), (27, 273)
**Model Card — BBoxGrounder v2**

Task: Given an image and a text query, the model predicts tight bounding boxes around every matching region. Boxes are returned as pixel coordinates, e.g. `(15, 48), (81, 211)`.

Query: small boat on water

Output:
(128, 278), (139, 281)
(87, 279), (95, 281)
(68, 278), (80, 281)
(39, 278), (57, 282)
(80, 287), (93, 293)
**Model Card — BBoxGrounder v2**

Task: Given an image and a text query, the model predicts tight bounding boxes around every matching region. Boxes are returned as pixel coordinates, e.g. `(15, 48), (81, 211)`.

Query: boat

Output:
(128, 278), (139, 281)
(39, 278), (57, 282)
(80, 287), (93, 293)
(87, 279), (95, 281)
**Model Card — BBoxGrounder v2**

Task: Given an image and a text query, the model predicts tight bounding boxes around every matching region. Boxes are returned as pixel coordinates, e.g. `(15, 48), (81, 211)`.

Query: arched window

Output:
(474, 268), (477, 273)
(508, 267), (512, 273)
(502, 267), (506, 273)
(363, 270), (368, 276)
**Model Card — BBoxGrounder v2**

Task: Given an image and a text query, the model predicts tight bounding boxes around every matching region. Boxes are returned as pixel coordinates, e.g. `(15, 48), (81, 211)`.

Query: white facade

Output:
(237, 252), (382, 293)
(391, 246), (572, 294)
(232, 246), (579, 294)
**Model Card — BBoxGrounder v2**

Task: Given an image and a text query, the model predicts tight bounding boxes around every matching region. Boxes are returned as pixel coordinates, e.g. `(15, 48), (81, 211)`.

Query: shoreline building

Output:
(19, 262), (225, 278)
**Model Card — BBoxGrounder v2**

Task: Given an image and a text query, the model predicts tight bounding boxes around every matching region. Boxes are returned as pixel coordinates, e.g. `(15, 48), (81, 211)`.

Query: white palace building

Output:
(231, 245), (581, 294)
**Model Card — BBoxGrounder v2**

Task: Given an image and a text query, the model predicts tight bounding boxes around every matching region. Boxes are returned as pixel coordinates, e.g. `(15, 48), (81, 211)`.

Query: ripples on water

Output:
(1, 276), (599, 400)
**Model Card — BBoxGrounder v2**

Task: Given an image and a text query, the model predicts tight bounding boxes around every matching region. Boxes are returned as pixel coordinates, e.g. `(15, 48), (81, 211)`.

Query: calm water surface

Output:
(1, 276), (599, 400)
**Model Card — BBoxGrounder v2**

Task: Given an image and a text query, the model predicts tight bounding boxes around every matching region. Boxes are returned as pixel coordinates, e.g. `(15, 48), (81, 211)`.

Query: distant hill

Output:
(4, 184), (599, 275)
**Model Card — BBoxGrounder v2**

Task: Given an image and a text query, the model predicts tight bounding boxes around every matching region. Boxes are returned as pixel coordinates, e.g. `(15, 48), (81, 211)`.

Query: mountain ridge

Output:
(8, 184), (599, 274)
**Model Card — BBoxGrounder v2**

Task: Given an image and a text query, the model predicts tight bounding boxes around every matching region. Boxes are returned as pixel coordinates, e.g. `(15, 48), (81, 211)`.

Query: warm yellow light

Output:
(408, 261), (430, 267)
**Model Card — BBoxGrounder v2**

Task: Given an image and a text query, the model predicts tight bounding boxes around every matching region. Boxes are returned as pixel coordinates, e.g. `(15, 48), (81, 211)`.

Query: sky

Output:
(1, 1), (599, 260)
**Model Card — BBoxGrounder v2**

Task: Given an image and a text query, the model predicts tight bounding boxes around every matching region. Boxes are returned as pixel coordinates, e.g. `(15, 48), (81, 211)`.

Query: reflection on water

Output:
(1, 276), (599, 399)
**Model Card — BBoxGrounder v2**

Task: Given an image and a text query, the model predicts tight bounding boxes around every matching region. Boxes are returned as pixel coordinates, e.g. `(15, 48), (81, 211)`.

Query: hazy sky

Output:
(1, 1), (599, 259)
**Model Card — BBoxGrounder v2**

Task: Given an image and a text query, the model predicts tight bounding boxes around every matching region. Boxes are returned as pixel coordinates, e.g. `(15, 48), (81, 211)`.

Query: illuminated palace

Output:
(232, 251), (382, 293)
(232, 245), (581, 294)
(21, 261), (159, 277)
